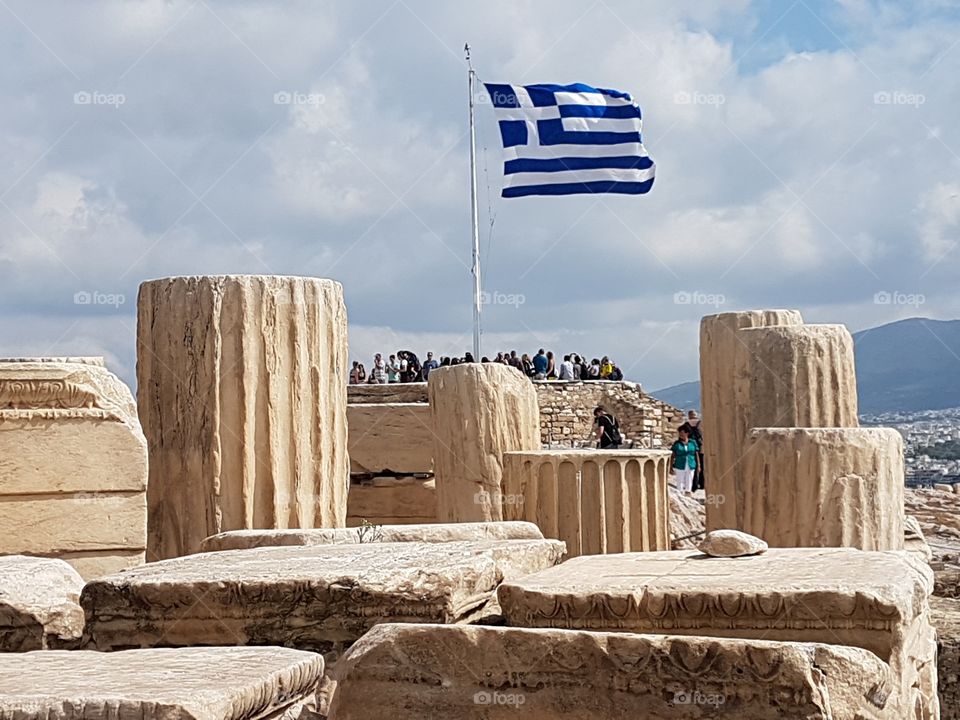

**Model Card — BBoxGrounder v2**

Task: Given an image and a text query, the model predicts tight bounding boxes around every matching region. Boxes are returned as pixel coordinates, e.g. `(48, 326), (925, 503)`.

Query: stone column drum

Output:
(501, 449), (671, 557)
(428, 364), (540, 522)
(719, 323), (859, 532)
(734, 324), (859, 430)
(700, 310), (803, 531)
(137, 275), (349, 559)
(741, 428), (904, 550)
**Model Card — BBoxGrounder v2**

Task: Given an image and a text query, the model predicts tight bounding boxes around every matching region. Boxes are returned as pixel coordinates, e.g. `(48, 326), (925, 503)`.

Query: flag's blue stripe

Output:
(504, 156), (654, 175)
(537, 118), (641, 145)
(524, 83), (633, 102)
(498, 120), (528, 148)
(484, 83), (519, 108)
(503, 179), (654, 197)
(527, 86), (556, 107)
(558, 104), (640, 119)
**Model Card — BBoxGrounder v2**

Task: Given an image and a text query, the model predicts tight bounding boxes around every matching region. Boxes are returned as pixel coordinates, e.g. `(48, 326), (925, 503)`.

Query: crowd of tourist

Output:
(349, 347), (705, 494)
(348, 349), (627, 384)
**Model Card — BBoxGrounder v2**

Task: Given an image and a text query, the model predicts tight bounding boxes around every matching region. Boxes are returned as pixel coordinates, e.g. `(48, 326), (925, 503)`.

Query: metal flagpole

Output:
(465, 43), (482, 361)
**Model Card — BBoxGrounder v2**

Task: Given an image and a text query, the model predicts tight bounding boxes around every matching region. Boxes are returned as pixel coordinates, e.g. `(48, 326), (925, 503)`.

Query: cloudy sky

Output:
(1, 0), (958, 390)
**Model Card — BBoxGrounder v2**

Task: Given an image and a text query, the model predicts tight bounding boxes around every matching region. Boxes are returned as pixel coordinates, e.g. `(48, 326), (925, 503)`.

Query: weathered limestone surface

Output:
(137, 275), (349, 559)
(329, 623), (896, 720)
(0, 556), (84, 651)
(347, 477), (437, 525)
(429, 364), (540, 522)
(201, 521), (544, 552)
(905, 514), (934, 563)
(931, 596), (960, 719)
(498, 548), (938, 719)
(348, 403), (432, 474)
(0, 357), (147, 579)
(742, 428), (905, 550)
(83, 539), (565, 653)
(735, 324), (859, 430)
(699, 310), (803, 532)
(0, 647), (324, 720)
(501, 449), (671, 556)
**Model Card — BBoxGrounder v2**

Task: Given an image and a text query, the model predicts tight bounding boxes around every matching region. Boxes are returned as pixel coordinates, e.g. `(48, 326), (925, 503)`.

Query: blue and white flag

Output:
(483, 82), (655, 198)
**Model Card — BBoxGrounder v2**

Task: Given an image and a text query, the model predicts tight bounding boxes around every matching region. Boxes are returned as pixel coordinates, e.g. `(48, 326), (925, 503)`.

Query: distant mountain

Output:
(648, 380), (700, 412)
(650, 317), (960, 415)
(853, 318), (960, 413)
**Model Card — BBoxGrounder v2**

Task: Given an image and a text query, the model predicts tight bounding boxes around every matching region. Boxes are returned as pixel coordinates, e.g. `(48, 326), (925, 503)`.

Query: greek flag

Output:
(483, 82), (655, 198)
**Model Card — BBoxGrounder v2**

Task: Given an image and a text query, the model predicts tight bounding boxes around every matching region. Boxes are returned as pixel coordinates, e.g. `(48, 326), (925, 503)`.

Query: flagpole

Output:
(465, 43), (482, 361)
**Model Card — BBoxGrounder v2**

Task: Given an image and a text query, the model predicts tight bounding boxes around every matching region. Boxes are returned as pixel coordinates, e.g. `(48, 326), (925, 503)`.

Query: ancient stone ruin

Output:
(0, 357), (148, 579)
(429, 363), (541, 522)
(501, 448), (671, 556)
(137, 275), (349, 559)
(0, 289), (950, 718)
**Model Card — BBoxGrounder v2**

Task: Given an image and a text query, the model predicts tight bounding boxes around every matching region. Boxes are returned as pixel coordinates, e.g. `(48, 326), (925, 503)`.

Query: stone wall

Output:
(534, 381), (685, 448)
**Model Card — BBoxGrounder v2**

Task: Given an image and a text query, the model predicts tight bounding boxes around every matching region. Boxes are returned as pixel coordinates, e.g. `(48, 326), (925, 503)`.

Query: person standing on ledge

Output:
(558, 354), (576, 380)
(680, 410), (704, 491)
(670, 425), (700, 495)
(422, 351), (438, 380)
(594, 406), (622, 449)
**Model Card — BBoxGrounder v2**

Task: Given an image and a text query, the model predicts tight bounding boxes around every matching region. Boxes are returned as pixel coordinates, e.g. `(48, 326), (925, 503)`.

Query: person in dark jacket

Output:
(593, 405), (622, 449)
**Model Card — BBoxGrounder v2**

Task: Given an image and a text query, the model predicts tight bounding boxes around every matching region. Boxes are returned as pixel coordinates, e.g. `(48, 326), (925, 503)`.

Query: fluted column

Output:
(137, 275), (349, 559)
(501, 449), (671, 556)
(429, 364), (540, 522)
(700, 310), (803, 531)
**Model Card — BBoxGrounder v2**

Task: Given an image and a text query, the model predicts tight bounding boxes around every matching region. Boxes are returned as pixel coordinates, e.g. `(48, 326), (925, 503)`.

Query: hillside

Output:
(650, 317), (960, 414)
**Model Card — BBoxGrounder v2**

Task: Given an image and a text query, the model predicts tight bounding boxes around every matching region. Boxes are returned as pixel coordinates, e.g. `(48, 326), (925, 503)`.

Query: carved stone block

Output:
(82, 539), (565, 654)
(0, 556), (84, 651)
(0, 358), (147, 578)
(347, 477), (437, 525)
(329, 623), (898, 719)
(348, 403), (432, 474)
(201, 521), (544, 552)
(498, 548), (938, 719)
(0, 647), (323, 720)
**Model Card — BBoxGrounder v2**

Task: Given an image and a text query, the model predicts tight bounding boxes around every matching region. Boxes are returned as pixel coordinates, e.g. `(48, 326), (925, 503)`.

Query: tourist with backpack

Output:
(593, 405), (622, 449)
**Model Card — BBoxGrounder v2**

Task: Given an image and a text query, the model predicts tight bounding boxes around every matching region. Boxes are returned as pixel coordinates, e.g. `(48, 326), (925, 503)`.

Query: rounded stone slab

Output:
(699, 529), (768, 557)
(498, 548), (932, 660)
(201, 521), (545, 552)
(82, 539), (565, 652)
(328, 623), (898, 719)
(0, 555), (84, 651)
(0, 646), (323, 720)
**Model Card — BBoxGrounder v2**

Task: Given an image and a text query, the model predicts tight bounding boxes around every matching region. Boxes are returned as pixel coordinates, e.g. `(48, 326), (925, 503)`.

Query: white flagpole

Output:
(465, 43), (482, 361)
